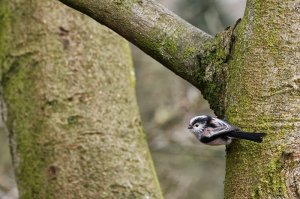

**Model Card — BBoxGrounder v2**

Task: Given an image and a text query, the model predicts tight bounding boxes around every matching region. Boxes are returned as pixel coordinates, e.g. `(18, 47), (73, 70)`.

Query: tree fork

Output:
(58, 0), (239, 117)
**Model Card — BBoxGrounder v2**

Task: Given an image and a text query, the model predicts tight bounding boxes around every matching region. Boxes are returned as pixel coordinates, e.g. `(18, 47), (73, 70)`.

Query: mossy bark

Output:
(0, 0), (162, 198)
(224, 0), (299, 198)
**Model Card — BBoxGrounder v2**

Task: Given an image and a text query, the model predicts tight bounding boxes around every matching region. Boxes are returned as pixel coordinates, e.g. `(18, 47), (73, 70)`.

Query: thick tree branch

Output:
(58, 0), (212, 81)
(58, 0), (235, 116)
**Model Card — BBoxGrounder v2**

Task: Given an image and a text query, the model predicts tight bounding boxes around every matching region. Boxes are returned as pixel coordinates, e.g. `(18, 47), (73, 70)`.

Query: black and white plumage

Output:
(188, 115), (266, 145)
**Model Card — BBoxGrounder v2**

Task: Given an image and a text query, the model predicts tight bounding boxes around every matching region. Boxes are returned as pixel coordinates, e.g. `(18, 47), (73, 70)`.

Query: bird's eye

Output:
(194, 124), (199, 127)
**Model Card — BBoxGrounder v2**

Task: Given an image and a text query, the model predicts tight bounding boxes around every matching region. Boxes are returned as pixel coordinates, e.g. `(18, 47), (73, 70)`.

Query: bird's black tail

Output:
(227, 131), (266, 143)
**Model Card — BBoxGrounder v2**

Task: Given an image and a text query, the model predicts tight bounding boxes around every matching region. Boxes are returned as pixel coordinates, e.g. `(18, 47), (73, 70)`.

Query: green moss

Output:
(163, 37), (177, 55)
(224, 1), (292, 197)
(249, 153), (287, 198)
(0, 0), (12, 79)
(194, 30), (232, 117)
(138, 28), (160, 56)
(0, 4), (58, 197)
(4, 58), (56, 198)
(183, 47), (196, 59)
(225, 100), (289, 198)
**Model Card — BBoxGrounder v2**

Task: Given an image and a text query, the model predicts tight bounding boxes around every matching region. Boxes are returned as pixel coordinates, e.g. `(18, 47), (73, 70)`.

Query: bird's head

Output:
(188, 115), (211, 134)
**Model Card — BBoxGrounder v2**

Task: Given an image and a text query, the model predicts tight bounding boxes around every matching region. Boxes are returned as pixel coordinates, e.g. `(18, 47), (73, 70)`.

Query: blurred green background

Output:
(0, 0), (245, 198)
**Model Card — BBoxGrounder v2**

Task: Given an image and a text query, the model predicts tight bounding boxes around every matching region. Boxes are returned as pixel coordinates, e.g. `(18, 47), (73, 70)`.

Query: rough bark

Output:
(56, 0), (300, 198)
(224, 0), (300, 198)
(0, 0), (162, 198)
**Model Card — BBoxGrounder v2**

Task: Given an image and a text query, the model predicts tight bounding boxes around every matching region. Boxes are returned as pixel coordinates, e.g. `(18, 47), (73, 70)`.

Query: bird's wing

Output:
(200, 123), (237, 143)
(209, 118), (232, 128)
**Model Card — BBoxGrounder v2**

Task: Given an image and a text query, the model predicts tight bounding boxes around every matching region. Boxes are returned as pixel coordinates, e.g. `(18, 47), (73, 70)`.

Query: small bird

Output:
(188, 115), (266, 145)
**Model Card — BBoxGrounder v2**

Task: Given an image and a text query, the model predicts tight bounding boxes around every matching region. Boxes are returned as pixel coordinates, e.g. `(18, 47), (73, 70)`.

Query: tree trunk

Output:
(0, 0), (162, 198)
(224, 0), (299, 198)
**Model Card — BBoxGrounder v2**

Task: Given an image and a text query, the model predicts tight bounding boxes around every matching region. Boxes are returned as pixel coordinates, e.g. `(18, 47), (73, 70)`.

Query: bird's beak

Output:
(188, 124), (193, 129)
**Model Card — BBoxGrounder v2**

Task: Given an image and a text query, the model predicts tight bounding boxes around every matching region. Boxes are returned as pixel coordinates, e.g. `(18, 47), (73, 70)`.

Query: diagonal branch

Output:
(58, 0), (236, 116)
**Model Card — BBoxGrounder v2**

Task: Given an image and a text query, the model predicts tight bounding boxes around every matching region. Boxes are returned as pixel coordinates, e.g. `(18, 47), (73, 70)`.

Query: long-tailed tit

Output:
(188, 115), (266, 145)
